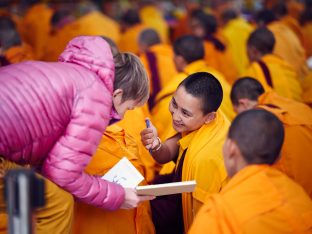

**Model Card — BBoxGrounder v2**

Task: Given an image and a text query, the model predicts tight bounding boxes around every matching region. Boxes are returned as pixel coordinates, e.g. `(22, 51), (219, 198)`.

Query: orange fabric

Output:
(172, 14), (192, 42)
(73, 125), (155, 234)
(203, 34), (239, 84)
(221, 17), (254, 76)
(20, 3), (53, 60)
(139, 5), (169, 43)
(117, 106), (161, 183)
(118, 24), (147, 54)
(243, 54), (303, 102)
(268, 21), (308, 79)
(258, 91), (312, 198)
(189, 165), (312, 234)
(180, 111), (229, 232)
(75, 11), (120, 43)
(281, 15), (304, 47)
(301, 72), (312, 106)
(41, 21), (81, 62)
(287, 0), (305, 20)
(140, 44), (177, 95)
(302, 22), (312, 58)
(4, 43), (34, 64)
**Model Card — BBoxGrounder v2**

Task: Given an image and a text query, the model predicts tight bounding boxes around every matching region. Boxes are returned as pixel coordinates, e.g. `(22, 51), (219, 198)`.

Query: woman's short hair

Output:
(113, 52), (149, 103)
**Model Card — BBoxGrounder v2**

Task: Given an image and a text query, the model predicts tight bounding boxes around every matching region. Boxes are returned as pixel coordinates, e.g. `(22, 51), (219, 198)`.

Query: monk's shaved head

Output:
(247, 27), (275, 54)
(138, 28), (161, 47)
(178, 72), (223, 114)
(230, 77), (265, 105)
(229, 109), (284, 165)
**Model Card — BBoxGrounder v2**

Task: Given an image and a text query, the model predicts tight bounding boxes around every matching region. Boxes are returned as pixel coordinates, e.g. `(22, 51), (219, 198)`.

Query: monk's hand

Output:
(120, 188), (155, 209)
(140, 119), (160, 151)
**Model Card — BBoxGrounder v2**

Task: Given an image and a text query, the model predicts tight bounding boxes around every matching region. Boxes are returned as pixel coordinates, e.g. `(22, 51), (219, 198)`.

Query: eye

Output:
(182, 110), (191, 117)
(171, 99), (177, 108)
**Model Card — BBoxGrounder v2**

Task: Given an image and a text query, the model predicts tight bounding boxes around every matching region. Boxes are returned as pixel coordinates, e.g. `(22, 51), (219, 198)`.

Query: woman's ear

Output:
(113, 89), (123, 98)
(204, 112), (216, 124)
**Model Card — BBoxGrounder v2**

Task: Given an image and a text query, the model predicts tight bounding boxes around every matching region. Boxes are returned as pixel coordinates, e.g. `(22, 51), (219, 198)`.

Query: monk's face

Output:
(169, 86), (212, 133)
(190, 18), (205, 38)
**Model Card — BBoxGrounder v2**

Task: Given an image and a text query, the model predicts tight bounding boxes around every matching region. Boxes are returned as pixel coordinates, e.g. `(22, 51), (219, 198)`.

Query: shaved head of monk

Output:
(230, 77), (265, 114)
(223, 109), (284, 177)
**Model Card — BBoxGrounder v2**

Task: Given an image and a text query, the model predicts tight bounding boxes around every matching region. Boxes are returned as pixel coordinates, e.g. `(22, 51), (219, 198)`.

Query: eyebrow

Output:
(172, 97), (193, 116)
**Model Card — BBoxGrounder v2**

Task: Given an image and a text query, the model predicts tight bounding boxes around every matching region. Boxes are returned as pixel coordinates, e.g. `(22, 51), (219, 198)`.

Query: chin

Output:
(172, 122), (185, 133)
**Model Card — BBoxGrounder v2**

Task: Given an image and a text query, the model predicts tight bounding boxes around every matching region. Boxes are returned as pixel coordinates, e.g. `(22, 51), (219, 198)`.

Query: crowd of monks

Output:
(0, 0), (312, 233)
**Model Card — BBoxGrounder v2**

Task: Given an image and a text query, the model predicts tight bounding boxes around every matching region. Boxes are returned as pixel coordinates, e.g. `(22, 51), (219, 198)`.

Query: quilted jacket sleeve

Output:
(41, 80), (125, 210)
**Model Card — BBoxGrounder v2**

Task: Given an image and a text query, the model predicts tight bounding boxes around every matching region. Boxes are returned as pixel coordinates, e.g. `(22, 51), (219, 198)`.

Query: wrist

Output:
(151, 137), (162, 152)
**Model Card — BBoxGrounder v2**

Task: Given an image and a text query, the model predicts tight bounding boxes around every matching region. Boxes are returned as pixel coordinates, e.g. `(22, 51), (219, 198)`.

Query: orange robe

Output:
(281, 15), (305, 47)
(203, 35), (239, 84)
(139, 5), (169, 43)
(189, 165), (312, 234)
(243, 54), (303, 102)
(117, 106), (161, 183)
(4, 43), (34, 64)
(75, 11), (120, 43)
(268, 21), (308, 79)
(73, 125), (155, 234)
(221, 17), (254, 76)
(139, 44), (177, 108)
(302, 22), (312, 58)
(152, 60), (235, 140)
(41, 21), (81, 62)
(258, 91), (312, 198)
(118, 24), (147, 54)
(179, 111), (229, 232)
(20, 3), (53, 60)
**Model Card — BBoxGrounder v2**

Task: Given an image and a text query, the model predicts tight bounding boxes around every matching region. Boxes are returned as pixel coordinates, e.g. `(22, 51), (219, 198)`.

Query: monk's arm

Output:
(150, 133), (181, 164)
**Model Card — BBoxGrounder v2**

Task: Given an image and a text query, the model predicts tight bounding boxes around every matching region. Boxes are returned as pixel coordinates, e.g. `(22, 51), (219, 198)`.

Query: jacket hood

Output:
(59, 36), (115, 93)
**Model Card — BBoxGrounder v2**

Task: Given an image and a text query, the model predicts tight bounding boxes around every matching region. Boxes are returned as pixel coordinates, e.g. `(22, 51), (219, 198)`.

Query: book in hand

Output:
(101, 157), (144, 189)
(136, 180), (196, 196)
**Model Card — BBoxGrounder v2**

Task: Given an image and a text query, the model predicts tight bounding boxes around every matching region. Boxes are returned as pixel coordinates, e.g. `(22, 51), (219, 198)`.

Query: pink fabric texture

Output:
(0, 36), (125, 210)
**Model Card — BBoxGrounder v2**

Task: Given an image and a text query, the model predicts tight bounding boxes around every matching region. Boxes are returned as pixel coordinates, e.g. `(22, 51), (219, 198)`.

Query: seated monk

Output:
(189, 109), (312, 233)
(230, 77), (312, 198)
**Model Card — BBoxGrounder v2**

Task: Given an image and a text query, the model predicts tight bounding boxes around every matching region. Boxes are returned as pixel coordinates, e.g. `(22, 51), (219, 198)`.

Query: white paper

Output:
(102, 157), (144, 188)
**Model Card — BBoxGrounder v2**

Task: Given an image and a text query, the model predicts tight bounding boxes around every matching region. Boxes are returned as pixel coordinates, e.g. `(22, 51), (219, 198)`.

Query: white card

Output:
(102, 157), (144, 188)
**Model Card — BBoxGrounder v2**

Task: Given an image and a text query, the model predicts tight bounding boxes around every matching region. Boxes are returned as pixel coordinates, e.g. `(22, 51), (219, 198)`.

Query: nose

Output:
(171, 109), (181, 122)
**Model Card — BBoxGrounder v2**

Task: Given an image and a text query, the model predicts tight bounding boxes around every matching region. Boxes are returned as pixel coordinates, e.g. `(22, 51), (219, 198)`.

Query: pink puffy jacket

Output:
(0, 36), (125, 210)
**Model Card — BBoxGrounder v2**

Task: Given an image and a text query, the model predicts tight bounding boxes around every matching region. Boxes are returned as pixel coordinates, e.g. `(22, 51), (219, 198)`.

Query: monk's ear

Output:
(204, 112), (216, 124)
(223, 138), (241, 177)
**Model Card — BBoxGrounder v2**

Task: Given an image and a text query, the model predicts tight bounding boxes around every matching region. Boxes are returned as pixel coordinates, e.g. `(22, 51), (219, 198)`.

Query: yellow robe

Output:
(117, 106), (161, 183)
(268, 21), (308, 79)
(203, 36), (239, 84)
(221, 17), (254, 75)
(20, 3), (53, 60)
(152, 60), (234, 140)
(178, 111), (229, 232)
(189, 165), (312, 234)
(4, 43), (34, 64)
(140, 44), (177, 104)
(243, 54), (303, 102)
(75, 11), (120, 43)
(258, 91), (312, 198)
(118, 24), (147, 54)
(139, 5), (169, 43)
(73, 125), (155, 234)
